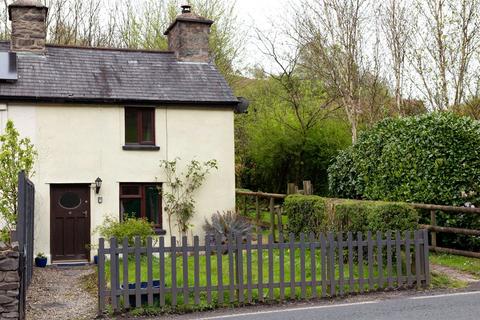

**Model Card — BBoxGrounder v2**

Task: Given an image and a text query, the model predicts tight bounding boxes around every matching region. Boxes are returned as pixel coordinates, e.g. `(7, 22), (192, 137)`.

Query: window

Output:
(125, 107), (155, 145)
(119, 183), (162, 229)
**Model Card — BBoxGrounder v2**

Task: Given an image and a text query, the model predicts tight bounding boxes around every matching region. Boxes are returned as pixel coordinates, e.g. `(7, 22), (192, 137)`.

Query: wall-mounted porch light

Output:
(95, 177), (102, 194)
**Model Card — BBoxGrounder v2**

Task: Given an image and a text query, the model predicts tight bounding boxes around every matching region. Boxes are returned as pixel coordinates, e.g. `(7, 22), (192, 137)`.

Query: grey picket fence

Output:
(97, 230), (429, 314)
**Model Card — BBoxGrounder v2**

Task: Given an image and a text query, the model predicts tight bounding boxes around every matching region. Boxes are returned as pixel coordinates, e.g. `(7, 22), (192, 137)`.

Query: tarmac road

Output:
(185, 291), (480, 320)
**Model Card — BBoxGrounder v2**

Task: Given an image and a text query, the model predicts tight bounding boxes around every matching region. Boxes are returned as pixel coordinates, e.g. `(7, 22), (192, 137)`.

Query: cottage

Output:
(0, 0), (242, 263)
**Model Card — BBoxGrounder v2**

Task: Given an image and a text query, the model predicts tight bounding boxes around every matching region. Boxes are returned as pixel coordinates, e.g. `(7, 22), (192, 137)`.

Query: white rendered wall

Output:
(6, 103), (235, 262)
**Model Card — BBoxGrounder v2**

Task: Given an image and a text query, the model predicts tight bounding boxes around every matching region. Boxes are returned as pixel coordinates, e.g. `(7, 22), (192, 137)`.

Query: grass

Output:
(430, 253), (480, 278)
(103, 246), (429, 310)
(430, 271), (467, 289)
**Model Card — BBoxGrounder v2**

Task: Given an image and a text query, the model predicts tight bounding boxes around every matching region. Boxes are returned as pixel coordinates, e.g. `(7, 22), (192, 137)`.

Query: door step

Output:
(51, 260), (90, 267)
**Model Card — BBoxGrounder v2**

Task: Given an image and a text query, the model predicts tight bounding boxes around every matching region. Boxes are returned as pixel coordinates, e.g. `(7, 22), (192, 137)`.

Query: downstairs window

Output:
(119, 183), (162, 229)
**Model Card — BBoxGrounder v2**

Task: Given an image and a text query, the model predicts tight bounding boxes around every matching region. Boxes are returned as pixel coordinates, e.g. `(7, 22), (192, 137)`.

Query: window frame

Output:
(119, 183), (163, 230)
(124, 107), (156, 146)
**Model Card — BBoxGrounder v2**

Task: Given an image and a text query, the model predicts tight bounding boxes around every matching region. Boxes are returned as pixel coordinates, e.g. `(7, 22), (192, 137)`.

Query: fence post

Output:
(423, 229), (430, 287)
(430, 210), (437, 249)
(256, 195), (260, 226)
(244, 195), (248, 217)
(110, 238), (119, 311)
(269, 198), (275, 242)
(303, 180), (313, 195)
(97, 238), (105, 316)
(235, 234), (244, 303)
(276, 206), (283, 236)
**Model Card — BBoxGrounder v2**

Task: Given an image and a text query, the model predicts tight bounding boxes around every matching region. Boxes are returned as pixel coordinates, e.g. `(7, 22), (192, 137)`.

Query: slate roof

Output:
(0, 42), (238, 106)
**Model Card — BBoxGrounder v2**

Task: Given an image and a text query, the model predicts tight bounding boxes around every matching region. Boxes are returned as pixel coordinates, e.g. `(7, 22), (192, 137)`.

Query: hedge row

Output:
(284, 195), (419, 237)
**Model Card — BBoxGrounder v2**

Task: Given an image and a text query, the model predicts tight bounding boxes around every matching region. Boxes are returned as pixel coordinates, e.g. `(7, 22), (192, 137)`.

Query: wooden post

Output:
(276, 206), (283, 236)
(255, 195), (260, 224)
(303, 181), (313, 195)
(269, 197), (275, 242)
(430, 210), (437, 248)
(243, 195), (248, 217)
(287, 183), (297, 195)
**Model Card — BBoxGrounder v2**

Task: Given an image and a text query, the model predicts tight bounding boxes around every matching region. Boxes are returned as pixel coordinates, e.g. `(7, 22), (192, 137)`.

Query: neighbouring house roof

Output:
(0, 42), (238, 106)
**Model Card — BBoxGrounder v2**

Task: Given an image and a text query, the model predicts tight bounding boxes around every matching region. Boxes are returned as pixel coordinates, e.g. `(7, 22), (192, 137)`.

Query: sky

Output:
(231, 0), (298, 73)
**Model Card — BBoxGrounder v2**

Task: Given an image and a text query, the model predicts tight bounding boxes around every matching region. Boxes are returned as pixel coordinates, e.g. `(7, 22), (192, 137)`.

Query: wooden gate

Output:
(17, 171), (35, 320)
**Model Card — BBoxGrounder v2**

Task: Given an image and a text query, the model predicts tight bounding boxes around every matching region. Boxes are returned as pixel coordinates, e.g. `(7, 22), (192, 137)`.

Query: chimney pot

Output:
(181, 5), (191, 14)
(8, 0), (48, 53)
(164, 6), (214, 63)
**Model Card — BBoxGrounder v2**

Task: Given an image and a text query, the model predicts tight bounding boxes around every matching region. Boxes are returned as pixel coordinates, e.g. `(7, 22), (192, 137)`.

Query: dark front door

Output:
(50, 184), (90, 261)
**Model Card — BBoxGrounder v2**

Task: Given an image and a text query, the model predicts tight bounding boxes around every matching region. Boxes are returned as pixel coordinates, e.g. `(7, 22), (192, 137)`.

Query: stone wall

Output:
(0, 243), (20, 319)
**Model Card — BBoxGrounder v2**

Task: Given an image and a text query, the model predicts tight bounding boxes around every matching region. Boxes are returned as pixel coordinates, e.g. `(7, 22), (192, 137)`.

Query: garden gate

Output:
(17, 171), (35, 320)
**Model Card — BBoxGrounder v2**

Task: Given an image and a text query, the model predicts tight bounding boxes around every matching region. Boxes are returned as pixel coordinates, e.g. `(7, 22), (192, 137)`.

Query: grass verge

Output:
(430, 253), (480, 278)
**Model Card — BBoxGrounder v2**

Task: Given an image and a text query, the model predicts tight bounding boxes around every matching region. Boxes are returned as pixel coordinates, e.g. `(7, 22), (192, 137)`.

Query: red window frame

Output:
(119, 183), (162, 229)
(124, 107), (156, 145)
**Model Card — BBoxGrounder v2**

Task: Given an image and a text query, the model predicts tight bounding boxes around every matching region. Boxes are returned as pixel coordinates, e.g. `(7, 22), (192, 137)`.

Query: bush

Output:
(285, 195), (419, 237)
(328, 112), (480, 249)
(203, 211), (253, 242)
(95, 216), (156, 246)
(284, 195), (327, 236)
(329, 112), (480, 205)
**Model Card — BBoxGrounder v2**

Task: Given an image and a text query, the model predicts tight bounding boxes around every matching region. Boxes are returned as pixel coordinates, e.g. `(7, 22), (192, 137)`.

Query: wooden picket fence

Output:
(97, 230), (429, 314)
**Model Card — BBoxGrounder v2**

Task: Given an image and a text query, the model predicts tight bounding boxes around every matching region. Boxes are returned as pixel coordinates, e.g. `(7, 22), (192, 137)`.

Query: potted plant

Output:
(35, 253), (47, 268)
(85, 244), (99, 264)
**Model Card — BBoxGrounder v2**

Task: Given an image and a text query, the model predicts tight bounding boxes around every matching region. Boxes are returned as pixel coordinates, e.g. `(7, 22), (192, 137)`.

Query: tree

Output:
(235, 73), (351, 194)
(411, 0), (480, 110)
(0, 120), (36, 242)
(380, 0), (413, 115)
(294, 0), (369, 143)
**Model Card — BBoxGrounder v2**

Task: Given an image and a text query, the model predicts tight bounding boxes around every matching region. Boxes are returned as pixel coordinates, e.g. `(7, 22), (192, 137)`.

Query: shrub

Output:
(284, 195), (419, 237)
(95, 216), (156, 246)
(328, 112), (480, 249)
(284, 195), (327, 236)
(203, 211), (253, 242)
(329, 112), (480, 205)
(0, 120), (36, 243)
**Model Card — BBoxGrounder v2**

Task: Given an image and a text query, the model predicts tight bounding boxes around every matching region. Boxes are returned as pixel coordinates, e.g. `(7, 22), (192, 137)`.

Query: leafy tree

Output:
(0, 120), (36, 242)
(160, 158), (218, 236)
(235, 76), (351, 194)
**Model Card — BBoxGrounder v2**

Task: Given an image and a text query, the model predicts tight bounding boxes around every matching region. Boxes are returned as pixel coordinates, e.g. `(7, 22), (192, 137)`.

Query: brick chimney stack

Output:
(8, 0), (48, 53)
(164, 5), (214, 63)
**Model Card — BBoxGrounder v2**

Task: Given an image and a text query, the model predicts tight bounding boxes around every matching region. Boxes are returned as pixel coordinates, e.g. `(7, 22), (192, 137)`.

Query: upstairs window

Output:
(119, 183), (162, 229)
(125, 107), (155, 145)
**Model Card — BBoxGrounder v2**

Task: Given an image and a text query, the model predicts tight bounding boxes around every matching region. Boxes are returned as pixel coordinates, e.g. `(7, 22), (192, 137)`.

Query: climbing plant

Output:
(160, 158), (218, 236)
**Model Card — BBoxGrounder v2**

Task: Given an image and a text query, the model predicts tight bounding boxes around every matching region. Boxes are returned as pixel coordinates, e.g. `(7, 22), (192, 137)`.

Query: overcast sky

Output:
(232, 0), (299, 73)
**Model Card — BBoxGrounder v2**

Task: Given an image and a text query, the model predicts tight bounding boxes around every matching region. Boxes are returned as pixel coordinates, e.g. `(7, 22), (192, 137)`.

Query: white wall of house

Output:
(3, 103), (235, 262)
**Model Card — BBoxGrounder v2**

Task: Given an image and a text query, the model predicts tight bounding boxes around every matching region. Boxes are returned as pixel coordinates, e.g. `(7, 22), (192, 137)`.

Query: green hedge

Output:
(327, 112), (480, 250)
(285, 195), (419, 236)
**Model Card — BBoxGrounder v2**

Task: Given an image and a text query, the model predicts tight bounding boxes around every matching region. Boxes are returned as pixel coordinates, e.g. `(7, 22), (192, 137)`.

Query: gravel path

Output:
(26, 266), (97, 320)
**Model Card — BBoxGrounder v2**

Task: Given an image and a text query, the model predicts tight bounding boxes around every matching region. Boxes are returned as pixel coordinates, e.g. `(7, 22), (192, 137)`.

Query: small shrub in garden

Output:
(95, 216), (156, 246)
(284, 195), (328, 236)
(284, 195), (419, 237)
(203, 211), (253, 243)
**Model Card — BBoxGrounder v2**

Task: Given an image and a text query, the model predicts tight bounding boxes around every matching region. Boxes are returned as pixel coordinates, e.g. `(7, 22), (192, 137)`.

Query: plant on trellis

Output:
(160, 158), (218, 236)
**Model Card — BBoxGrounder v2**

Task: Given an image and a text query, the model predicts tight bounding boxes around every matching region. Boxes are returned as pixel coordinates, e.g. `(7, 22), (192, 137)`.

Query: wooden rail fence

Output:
(236, 190), (480, 258)
(97, 230), (429, 314)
